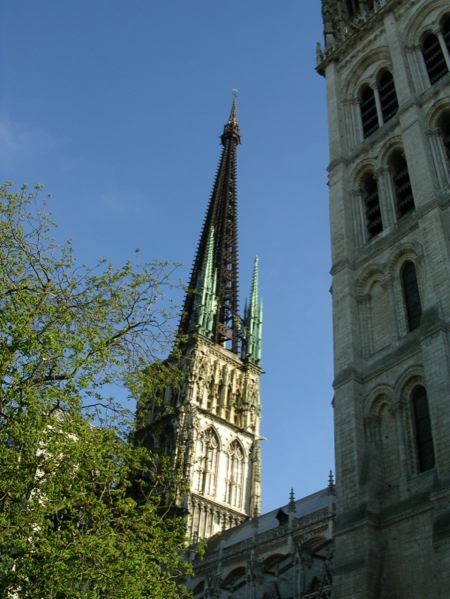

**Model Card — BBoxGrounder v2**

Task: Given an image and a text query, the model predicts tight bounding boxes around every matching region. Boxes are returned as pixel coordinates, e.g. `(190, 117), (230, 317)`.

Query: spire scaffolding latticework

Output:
(179, 98), (241, 352)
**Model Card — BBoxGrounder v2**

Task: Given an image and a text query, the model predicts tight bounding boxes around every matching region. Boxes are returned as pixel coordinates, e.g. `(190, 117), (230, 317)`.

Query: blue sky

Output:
(1, 1), (333, 512)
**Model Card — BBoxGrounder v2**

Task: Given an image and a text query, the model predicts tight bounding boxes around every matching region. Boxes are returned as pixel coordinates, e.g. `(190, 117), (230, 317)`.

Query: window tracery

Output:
(196, 428), (220, 497)
(225, 440), (245, 508)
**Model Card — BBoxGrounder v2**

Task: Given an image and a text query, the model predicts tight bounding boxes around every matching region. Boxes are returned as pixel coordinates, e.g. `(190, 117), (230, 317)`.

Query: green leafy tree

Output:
(0, 183), (192, 598)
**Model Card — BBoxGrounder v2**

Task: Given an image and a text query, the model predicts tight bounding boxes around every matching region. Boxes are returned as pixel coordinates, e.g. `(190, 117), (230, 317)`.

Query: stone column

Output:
(426, 128), (449, 189)
(359, 294), (373, 358)
(376, 166), (396, 226)
(405, 44), (428, 94)
(353, 98), (363, 145)
(437, 30), (450, 71)
(352, 186), (366, 247)
(373, 83), (384, 126)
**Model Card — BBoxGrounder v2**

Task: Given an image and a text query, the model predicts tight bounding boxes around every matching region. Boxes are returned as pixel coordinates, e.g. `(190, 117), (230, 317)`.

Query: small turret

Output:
(241, 256), (263, 366)
(288, 488), (296, 513)
(327, 470), (335, 495)
(189, 226), (217, 337)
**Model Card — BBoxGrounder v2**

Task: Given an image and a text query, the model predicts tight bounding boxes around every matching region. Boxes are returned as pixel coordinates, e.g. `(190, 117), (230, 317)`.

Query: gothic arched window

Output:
(389, 150), (415, 218)
(378, 71), (399, 123)
(411, 386), (435, 472)
(362, 171), (383, 239)
(198, 428), (219, 497)
(422, 33), (448, 84)
(401, 261), (422, 331)
(360, 85), (379, 138)
(225, 441), (244, 508)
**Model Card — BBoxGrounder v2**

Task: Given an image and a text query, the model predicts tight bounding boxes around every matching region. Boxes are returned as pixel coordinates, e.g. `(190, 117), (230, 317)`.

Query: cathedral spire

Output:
(139, 98), (263, 542)
(179, 96), (241, 352)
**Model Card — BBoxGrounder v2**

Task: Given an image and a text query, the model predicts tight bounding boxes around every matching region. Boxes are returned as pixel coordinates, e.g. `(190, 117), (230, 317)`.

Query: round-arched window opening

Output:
(378, 70), (399, 123)
(360, 85), (379, 138)
(422, 32), (448, 84)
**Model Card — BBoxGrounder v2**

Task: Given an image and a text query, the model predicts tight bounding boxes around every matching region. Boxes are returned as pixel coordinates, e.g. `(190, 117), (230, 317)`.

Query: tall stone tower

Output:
(318, 0), (450, 597)
(136, 100), (263, 543)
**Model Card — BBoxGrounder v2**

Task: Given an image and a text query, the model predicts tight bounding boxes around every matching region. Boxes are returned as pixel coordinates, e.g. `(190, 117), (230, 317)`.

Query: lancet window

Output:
(389, 150), (415, 218)
(411, 386), (435, 472)
(361, 171), (383, 239)
(401, 261), (422, 332)
(197, 428), (219, 497)
(225, 441), (244, 508)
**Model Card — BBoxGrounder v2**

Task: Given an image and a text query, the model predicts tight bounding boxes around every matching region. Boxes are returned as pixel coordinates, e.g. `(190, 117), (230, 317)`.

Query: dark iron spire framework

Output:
(179, 99), (241, 352)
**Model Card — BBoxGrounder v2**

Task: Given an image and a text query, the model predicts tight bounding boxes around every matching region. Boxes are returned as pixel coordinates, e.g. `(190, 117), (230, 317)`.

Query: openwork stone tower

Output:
(136, 100), (263, 542)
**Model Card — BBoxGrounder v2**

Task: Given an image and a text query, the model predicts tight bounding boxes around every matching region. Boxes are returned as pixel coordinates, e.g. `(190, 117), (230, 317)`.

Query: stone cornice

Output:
(330, 196), (449, 275)
(332, 319), (450, 390)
